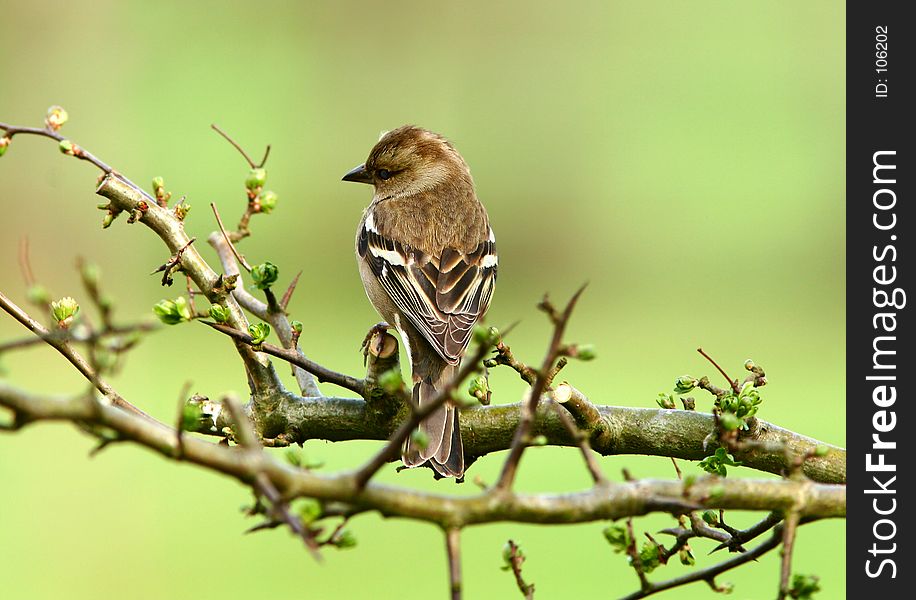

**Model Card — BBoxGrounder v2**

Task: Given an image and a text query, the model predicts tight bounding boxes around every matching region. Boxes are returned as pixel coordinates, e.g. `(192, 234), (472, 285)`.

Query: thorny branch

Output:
(0, 112), (846, 599)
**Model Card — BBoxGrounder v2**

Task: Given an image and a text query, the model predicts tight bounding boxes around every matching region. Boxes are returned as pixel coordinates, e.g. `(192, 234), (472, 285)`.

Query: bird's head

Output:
(342, 126), (472, 198)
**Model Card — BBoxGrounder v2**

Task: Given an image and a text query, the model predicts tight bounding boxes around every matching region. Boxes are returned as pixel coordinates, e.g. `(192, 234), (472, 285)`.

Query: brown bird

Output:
(343, 126), (497, 478)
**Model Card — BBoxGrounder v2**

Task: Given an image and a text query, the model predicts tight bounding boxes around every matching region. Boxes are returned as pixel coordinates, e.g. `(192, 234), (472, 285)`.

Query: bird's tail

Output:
(402, 363), (464, 478)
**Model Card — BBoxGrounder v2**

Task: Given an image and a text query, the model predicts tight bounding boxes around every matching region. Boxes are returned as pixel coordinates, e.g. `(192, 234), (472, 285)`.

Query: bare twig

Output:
(211, 124), (271, 169)
(0, 121), (155, 201)
(446, 528), (462, 600)
(777, 510), (800, 599)
(495, 286), (586, 491)
(697, 347), (740, 394)
(202, 321), (364, 395)
(17, 237), (39, 297)
(211, 202), (252, 272)
(625, 518), (652, 592)
(151, 238), (196, 287)
(549, 401), (607, 485)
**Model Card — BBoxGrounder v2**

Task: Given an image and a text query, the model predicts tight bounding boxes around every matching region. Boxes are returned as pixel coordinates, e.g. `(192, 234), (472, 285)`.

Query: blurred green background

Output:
(0, 1), (844, 598)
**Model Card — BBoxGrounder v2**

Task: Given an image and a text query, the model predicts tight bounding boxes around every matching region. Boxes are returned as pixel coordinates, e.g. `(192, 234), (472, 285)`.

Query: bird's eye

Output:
(377, 169), (392, 180)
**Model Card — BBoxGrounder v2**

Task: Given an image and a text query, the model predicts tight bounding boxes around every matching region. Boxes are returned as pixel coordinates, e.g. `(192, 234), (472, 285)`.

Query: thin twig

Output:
(445, 528), (462, 600)
(495, 285), (586, 491)
(505, 540), (535, 599)
(697, 347), (740, 394)
(18, 237), (38, 291)
(625, 518), (652, 592)
(619, 526), (786, 600)
(670, 458), (682, 480)
(550, 402), (607, 485)
(211, 203), (251, 271)
(777, 511), (800, 599)
(0, 121), (153, 200)
(0, 290), (153, 421)
(211, 124), (271, 169)
(202, 321), (365, 395)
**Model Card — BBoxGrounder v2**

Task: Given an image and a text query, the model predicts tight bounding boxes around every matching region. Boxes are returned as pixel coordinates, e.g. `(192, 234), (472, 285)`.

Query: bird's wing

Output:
(358, 222), (497, 365)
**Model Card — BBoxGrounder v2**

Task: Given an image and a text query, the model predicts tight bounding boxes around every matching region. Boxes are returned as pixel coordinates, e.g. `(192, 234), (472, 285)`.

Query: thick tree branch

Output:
(0, 381), (845, 526)
(198, 390), (844, 484)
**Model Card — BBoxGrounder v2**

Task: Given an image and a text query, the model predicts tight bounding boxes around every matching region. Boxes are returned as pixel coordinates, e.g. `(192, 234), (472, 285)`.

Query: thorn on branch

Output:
(280, 270), (302, 311)
(151, 238), (196, 287)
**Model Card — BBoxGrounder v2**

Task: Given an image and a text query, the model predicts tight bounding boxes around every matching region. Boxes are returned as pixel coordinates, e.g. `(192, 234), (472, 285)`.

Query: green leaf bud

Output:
(501, 541), (514, 565)
(46, 105), (69, 130)
(258, 190), (277, 213)
(333, 529), (357, 549)
(245, 167), (267, 190)
(472, 324), (500, 346)
(575, 343), (596, 361)
(656, 393), (676, 409)
(468, 374), (489, 400)
(251, 261), (279, 290)
(602, 524), (630, 552)
(295, 498), (322, 524)
(50, 296), (80, 328)
(674, 375), (698, 395)
(248, 322), (270, 346)
(718, 412), (743, 431)
(181, 402), (203, 431)
(208, 304), (231, 324)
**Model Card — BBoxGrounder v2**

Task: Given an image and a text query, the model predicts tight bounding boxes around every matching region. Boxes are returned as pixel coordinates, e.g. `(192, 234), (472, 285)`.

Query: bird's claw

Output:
(361, 321), (391, 365)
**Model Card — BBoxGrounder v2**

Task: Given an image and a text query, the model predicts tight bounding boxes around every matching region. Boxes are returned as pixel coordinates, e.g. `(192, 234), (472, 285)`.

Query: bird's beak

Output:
(341, 163), (373, 185)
